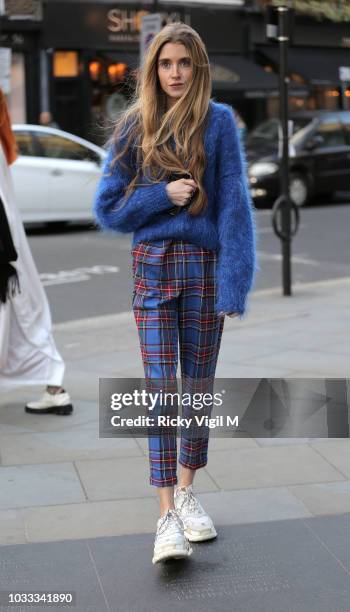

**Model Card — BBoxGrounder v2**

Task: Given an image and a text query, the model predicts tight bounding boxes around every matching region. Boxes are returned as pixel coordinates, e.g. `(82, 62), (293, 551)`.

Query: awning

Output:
(103, 52), (279, 93)
(208, 54), (278, 92)
(99, 51), (308, 97)
(257, 46), (350, 86)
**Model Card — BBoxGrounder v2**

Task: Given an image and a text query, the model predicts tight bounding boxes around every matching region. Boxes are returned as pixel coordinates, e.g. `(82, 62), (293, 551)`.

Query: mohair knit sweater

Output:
(93, 99), (258, 317)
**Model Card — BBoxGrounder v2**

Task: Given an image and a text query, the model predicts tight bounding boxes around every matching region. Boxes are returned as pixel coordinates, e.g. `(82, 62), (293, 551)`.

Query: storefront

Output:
(42, 1), (279, 142)
(42, 2), (186, 141)
(2, 1), (350, 138)
(250, 9), (350, 117)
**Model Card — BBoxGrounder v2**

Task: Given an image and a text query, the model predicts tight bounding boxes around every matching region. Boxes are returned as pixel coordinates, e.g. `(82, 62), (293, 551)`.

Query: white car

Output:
(11, 125), (107, 225)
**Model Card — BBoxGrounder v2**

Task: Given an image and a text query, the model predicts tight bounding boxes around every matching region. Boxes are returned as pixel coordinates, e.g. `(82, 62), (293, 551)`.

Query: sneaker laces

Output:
(158, 509), (183, 536)
(176, 486), (203, 515)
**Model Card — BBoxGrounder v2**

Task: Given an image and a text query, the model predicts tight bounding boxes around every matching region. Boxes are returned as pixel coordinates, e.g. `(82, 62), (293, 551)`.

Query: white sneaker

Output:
(152, 509), (193, 565)
(25, 391), (73, 415)
(174, 484), (217, 542)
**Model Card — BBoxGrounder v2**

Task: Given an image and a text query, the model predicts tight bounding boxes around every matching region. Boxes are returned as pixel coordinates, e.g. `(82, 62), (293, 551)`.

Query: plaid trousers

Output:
(131, 239), (225, 487)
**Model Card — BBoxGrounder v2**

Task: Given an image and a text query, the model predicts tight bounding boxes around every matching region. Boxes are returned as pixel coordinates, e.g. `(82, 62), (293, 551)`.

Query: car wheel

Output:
(289, 172), (309, 207)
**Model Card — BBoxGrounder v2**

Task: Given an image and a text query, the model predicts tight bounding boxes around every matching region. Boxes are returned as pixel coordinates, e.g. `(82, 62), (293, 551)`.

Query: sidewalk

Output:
(1, 275), (349, 547)
(1, 278), (350, 611)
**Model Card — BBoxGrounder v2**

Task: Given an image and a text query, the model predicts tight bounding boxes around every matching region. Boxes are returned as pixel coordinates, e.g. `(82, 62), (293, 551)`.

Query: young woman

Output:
(0, 88), (73, 415)
(94, 22), (257, 564)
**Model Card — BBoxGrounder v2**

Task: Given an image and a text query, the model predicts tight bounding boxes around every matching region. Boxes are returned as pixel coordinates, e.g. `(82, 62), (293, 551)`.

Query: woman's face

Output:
(157, 42), (193, 109)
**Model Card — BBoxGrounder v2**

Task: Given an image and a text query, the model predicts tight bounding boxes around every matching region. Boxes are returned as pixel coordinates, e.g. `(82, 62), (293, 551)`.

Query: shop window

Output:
(313, 87), (340, 111)
(107, 63), (128, 85)
(53, 52), (79, 78)
(89, 61), (102, 82)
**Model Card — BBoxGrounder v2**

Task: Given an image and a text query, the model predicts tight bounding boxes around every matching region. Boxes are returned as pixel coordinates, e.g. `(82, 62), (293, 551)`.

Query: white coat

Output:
(0, 143), (65, 391)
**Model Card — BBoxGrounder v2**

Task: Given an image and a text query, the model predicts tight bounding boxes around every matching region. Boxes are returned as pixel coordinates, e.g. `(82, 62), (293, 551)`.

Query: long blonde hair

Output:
(109, 22), (212, 216)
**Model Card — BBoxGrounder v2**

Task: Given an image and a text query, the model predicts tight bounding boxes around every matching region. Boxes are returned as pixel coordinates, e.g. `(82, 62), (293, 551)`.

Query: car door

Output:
(11, 130), (50, 222)
(308, 115), (349, 192)
(33, 131), (102, 220)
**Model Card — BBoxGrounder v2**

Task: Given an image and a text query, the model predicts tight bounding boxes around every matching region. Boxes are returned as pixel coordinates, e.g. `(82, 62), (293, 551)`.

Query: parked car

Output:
(11, 125), (107, 225)
(246, 111), (350, 207)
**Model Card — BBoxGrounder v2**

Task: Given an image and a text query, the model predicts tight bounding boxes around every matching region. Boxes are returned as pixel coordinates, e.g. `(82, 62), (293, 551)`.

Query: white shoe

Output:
(25, 391), (73, 415)
(174, 484), (217, 542)
(152, 509), (193, 565)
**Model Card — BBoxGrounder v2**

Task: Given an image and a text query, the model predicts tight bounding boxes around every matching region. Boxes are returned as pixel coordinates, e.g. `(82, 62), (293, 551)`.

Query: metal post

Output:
(40, 50), (50, 113)
(278, 6), (291, 296)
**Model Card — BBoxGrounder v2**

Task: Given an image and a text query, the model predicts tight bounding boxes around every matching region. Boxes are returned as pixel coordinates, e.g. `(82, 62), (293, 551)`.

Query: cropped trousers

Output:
(131, 239), (225, 487)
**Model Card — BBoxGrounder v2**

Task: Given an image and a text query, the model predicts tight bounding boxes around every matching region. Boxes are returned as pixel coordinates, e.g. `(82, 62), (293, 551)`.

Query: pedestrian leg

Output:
(177, 244), (225, 484)
(132, 241), (181, 515)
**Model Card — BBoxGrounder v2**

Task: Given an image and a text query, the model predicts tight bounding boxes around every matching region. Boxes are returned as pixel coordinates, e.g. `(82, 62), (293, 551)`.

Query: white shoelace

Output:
(158, 509), (183, 536)
(176, 487), (203, 515)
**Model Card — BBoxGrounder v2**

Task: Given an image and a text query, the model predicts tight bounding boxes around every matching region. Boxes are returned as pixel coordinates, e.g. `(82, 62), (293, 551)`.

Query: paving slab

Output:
(290, 481), (350, 516)
(308, 440), (350, 478)
(255, 437), (311, 446)
(0, 509), (26, 546)
(242, 349), (350, 377)
(218, 343), (287, 362)
(74, 456), (218, 502)
(0, 429), (142, 466)
(135, 434), (259, 454)
(0, 400), (98, 434)
(205, 444), (345, 490)
(0, 540), (108, 612)
(23, 498), (159, 543)
(0, 463), (85, 510)
(69, 350), (144, 376)
(215, 363), (295, 378)
(189, 487), (311, 524)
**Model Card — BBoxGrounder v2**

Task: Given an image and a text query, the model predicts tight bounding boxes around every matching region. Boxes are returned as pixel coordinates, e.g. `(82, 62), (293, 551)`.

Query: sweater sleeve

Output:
(215, 105), (259, 318)
(93, 143), (175, 233)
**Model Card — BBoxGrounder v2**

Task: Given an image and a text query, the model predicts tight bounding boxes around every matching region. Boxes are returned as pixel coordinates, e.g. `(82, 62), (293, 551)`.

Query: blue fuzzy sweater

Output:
(93, 99), (258, 317)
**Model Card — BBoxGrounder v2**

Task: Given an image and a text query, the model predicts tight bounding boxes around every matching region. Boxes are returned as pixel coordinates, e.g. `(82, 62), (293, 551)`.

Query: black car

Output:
(246, 111), (350, 207)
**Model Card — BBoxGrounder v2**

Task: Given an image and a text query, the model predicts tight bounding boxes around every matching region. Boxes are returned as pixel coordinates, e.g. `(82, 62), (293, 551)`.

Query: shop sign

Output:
(140, 13), (162, 67)
(43, 3), (185, 49)
(107, 8), (182, 44)
(4, 0), (42, 20)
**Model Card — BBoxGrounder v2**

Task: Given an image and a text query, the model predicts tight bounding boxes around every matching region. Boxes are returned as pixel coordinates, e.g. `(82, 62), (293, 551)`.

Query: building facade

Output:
(1, 0), (349, 141)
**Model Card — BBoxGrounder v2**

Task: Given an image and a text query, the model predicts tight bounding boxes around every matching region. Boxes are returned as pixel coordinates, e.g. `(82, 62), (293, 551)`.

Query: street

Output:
(27, 200), (350, 324)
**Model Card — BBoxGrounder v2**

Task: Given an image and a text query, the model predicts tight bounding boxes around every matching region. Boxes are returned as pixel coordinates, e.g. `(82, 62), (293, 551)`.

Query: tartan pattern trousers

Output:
(131, 239), (225, 487)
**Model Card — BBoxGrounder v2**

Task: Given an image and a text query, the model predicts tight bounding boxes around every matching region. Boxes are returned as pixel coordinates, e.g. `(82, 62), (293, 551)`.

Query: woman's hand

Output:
(218, 311), (240, 318)
(166, 178), (198, 207)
